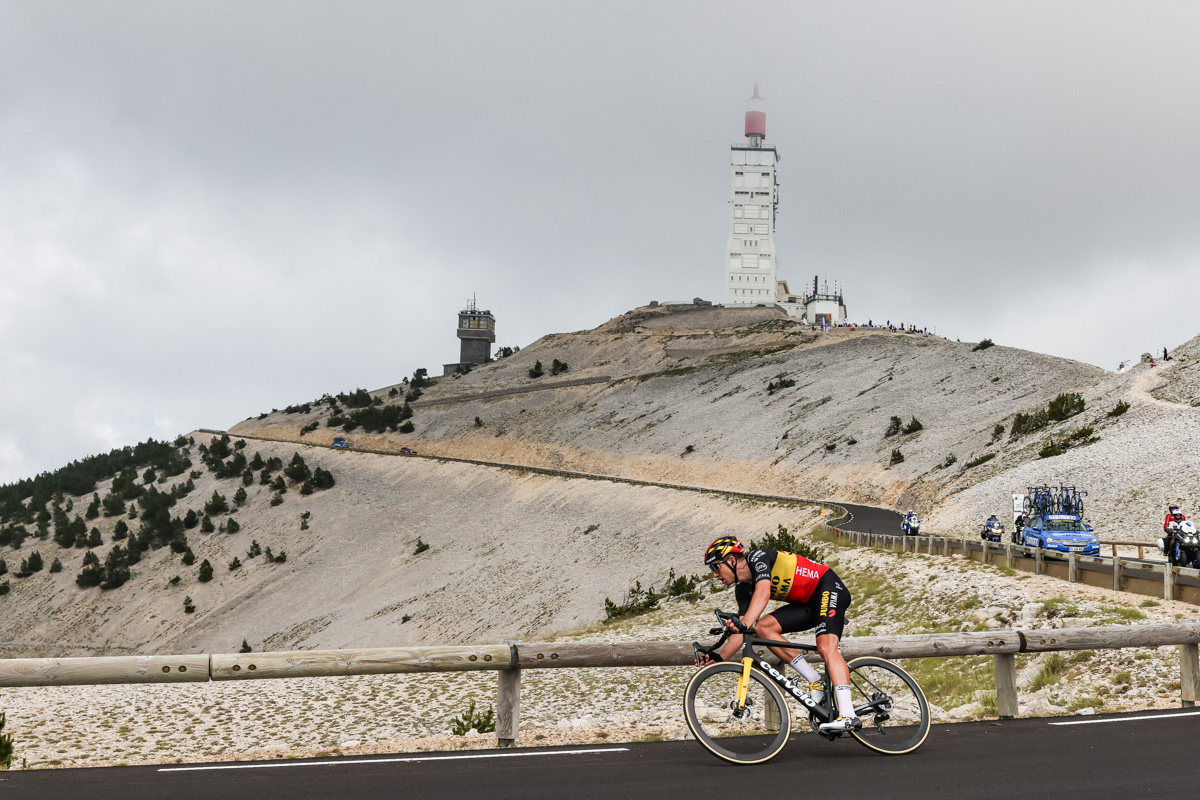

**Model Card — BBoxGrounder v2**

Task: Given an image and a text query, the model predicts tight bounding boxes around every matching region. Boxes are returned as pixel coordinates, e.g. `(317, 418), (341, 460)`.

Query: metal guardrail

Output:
(826, 525), (1200, 605)
(2, 624), (1198, 748)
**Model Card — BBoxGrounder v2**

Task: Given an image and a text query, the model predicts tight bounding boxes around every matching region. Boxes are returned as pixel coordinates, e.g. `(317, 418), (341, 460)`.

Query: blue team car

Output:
(1021, 514), (1099, 555)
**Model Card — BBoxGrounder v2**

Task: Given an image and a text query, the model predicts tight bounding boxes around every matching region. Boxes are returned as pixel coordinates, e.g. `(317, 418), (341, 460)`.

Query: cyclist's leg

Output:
(810, 573), (856, 722)
(759, 603), (817, 664)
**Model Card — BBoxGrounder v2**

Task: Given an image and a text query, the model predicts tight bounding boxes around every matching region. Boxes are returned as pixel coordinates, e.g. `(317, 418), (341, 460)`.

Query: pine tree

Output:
(49, 557), (62, 573)
(0, 710), (14, 769)
(76, 551), (104, 587)
(234, 487), (247, 507)
(87, 527), (102, 548)
(0, 559), (6, 577)
(204, 491), (228, 516)
(112, 519), (129, 540)
(181, 547), (196, 566)
(198, 560), (213, 582)
(85, 493), (100, 520)
(183, 509), (198, 529)
(184, 596), (195, 613)
(227, 518), (240, 534)
(228, 557), (242, 571)
(101, 545), (131, 590)
(283, 453), (311, 483)
(201, 515), (215, 533)
(239, 639), (252, 653)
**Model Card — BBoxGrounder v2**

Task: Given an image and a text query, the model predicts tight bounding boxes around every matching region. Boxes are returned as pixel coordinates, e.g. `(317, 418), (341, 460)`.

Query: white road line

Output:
(1049, 711), (1200, 726)
(158, 747), (631, 772)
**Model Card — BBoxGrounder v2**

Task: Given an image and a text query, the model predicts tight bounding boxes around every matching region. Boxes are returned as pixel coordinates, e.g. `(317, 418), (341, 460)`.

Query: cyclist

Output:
(699, 536), (860, 735)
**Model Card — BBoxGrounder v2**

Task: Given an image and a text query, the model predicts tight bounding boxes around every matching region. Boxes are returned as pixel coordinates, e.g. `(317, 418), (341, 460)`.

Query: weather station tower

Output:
(724, 85), (780, 307)
(442, 296), (495, 376)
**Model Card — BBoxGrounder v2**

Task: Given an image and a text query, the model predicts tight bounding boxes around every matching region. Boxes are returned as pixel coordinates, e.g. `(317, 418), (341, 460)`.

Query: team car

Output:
(1020, 513), (1099, 555)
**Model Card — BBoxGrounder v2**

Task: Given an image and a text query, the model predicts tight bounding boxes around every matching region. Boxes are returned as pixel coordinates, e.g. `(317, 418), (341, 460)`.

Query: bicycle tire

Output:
(845, 657), (930, 755)
(684, 662), (791, 765)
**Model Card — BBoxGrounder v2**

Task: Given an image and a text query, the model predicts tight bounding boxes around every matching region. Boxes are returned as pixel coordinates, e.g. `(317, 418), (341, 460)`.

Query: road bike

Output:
(685, 610), (930, 765)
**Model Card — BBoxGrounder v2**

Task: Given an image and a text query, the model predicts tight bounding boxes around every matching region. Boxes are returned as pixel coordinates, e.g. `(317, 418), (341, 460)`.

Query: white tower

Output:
(724, 85), (780, 307)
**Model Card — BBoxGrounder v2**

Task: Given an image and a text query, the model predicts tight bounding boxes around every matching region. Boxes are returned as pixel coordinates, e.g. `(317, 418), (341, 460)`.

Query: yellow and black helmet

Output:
(704, 536), (746, 570)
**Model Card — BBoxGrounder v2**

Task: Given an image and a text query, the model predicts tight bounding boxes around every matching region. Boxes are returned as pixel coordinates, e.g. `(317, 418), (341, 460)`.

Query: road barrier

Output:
(2, 623), (1198, 746)
(824, 525), (1200, 606)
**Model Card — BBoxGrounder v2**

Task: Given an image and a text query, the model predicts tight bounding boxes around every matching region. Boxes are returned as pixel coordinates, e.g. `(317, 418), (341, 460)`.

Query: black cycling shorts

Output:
(764, 570), (851, 639)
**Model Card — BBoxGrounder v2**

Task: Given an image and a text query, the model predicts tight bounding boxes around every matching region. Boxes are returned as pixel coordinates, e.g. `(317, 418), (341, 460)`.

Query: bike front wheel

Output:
(684, 662), (791, 765)
(846, 657), (930, 755)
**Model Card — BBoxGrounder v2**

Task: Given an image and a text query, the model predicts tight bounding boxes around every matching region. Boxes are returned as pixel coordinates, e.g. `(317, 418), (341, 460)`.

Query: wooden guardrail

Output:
(2, 624), (1198, 746)
(824, 525), (1200, 606)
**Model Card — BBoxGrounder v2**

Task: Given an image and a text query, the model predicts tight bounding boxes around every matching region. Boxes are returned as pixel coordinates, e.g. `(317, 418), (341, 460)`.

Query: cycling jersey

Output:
(738, 547), (829, 605)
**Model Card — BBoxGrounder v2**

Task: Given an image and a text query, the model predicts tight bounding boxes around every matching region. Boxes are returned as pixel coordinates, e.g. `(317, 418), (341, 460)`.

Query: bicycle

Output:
(685, 610), (930, 765)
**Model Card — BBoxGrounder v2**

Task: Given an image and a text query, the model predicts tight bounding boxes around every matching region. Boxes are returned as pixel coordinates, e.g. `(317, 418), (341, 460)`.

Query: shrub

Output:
(414, 537), (430, 555)
(182, 509), (198, 529)
(241, 470), (254, 486)
(283, 453), (311, 483)
(0, 559), (5, 577)
(101, 492), (126, 517)
(299, 421), (320, 435)
(398, 421), (415, 434)
(1038, 440), (1065, 459)
(766, 377), (796, 395)
(528, 361), (544, 379)
(234, 487), (247, 507)
(182, 547), (195, 566)
(184, 596), (195, 614)
(101, 545), (131, 589)
(991, 424), (1005, 443)
(661, 568), (703, 598)
(226, 518), (240, 534)
(204, 491), (228, 516)
(300, 511), (310, 531)
(474, 417), (483, 428)
(169, 575), (181, 585)
(964, 452), (996, 469)
(270, 492), (284, 507)
(449, 699), (496, 735)
(201, 515), (215, 533)
(885, 416), (902, 437)
(0, 581), (7, 596)
(901, 417), (923, 434)
(248, 540), (262, 558)
(240, 639), (252, 653)
(0, 710), (14, 769)
(49, 557), (62, 573)
(971, 338), (994, 351)
(85, 494), (100, 520)
(825, 443), (836, 452)
(229, 557), (241, 571)
(749, 525), (823, 562)
(550, 359), (569, 376)
(889, 449), (905, 465)
(1108, 401), (1131, 418)
(76, 551), (104, 587)
(938, 454), (957, 469)
(16, 552), (43, 577)
(388, 387), (399, 398)
(1010, 409), (1049, 439)
(401, 613), (412, 623)
(1047, 392), (1085, 422)
(87, 527), (102, 548)
(604, 581), (660, 621)
(198, 560), (213, 582)
(271, 476), (287, 494)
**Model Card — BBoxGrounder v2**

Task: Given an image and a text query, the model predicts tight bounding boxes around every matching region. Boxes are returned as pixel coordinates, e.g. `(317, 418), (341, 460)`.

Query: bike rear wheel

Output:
(846, 657), (930, 755)
(684, 662), (791, 765)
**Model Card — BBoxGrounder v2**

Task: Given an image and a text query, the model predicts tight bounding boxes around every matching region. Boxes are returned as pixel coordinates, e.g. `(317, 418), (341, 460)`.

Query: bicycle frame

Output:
(695, 611), (890, 724)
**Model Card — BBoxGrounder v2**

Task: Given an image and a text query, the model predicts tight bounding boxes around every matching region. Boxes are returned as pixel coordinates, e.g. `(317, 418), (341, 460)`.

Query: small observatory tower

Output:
(443, 296), (495, 376)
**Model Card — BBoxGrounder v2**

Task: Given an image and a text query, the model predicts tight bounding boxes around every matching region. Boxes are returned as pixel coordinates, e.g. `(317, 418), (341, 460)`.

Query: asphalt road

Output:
(837, 502), (905, 535)
(5, 708), (1197, 800)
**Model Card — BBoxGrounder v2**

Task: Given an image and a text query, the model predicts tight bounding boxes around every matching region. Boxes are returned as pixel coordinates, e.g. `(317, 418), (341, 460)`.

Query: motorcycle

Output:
(901, 514), (921, 536)
(980, 520), (1005, 542)
(1158, 521), (1200, 568)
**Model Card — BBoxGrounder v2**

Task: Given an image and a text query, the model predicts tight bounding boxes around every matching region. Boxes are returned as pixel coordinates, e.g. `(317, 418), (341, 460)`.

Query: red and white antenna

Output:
(745, 83), (766, 141)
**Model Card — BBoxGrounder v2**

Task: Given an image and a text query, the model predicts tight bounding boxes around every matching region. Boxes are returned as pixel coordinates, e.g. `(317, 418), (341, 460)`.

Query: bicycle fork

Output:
(734, 656), (754, 709)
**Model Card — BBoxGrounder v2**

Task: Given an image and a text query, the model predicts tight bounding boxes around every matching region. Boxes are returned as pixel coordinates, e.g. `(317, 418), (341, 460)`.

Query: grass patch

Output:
(963, 452), (996, 469)
(1140, 599), (1160, 608)
(1102, 606), (1146, 622)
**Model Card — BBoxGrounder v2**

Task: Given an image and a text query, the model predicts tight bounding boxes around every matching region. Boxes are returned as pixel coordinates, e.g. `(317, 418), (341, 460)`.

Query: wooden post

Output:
(962, 536), (970, 562)
(1005, 543), (1014, 569)
(982, 539), (990, 566)
(1180, 642), (1199, 708)
(1035, 546), (1044, 575)
(1165, 564), (1176, 601)
(1113, 556), (1124, 593)
(1138, 545), (1145, 559)
(995, 653), (1018, 719)
(1068, 552), (1078, 583)
(497, 641), (521, 747)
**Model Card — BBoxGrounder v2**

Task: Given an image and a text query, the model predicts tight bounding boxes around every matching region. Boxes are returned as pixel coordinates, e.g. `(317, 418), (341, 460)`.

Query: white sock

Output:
(834, 685), (857, 719)
(789, 655), (821, 683)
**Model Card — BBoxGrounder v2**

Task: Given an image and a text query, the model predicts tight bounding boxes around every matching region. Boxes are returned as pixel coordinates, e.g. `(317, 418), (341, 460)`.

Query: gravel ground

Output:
(2, 529), (1193, 770)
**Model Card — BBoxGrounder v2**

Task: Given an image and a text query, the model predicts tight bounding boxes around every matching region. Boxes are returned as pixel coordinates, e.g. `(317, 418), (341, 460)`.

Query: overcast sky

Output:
(2, 1), (1198, 483)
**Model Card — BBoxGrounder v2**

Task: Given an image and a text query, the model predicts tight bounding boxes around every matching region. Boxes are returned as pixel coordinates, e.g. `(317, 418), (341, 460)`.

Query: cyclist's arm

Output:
(739, 580), (772, 630)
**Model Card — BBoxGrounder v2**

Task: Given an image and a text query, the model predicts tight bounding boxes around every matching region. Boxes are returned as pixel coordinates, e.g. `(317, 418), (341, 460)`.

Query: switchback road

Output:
(4, 708), (1196, 800)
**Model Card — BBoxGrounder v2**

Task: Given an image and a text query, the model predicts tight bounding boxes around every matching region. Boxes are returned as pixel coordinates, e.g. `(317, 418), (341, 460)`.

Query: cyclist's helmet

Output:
(704, 537), (746, 572)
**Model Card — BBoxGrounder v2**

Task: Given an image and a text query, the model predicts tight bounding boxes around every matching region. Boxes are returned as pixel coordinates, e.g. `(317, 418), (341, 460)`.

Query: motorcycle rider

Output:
(1163, 505), (1187, 563)
(903, 510), (918, 533)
